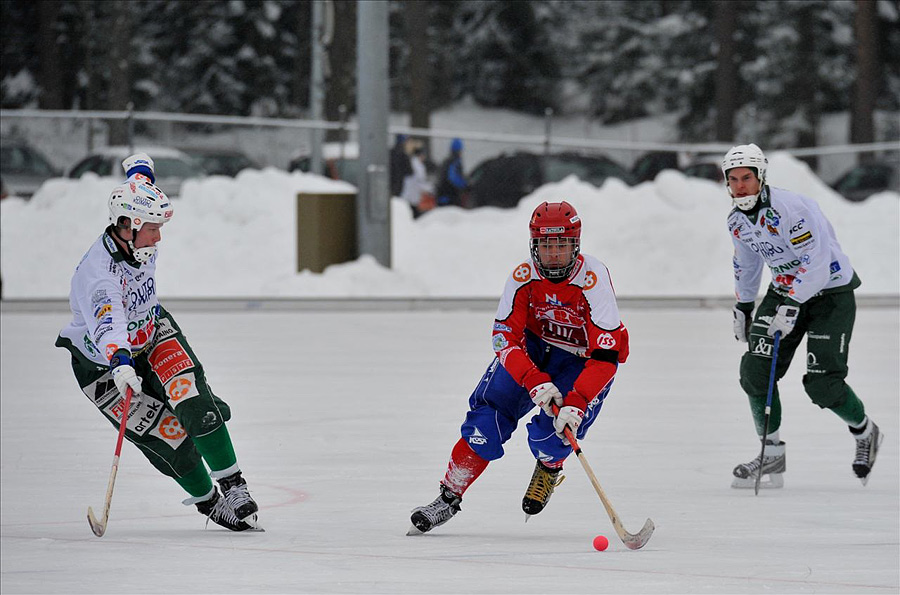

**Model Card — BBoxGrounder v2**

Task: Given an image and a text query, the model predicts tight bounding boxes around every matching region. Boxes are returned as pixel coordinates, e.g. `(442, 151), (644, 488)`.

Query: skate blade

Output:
(243, 514), (265, 532)
(406, 524), (425, 536)
(731, 473), (784, 489)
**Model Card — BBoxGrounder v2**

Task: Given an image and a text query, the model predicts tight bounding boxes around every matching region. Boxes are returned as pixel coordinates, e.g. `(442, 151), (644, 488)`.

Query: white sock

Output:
(850, 416), (869, 431)
(762, 430), (780, 444)
(851, 416), (871, 439)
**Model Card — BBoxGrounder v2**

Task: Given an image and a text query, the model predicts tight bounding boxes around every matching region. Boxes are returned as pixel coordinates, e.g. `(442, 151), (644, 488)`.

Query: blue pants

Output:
(460, 333), (612, 464)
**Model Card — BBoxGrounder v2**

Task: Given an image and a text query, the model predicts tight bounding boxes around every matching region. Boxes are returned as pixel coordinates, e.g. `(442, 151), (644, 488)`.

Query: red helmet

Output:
(529, 201), (582, 280)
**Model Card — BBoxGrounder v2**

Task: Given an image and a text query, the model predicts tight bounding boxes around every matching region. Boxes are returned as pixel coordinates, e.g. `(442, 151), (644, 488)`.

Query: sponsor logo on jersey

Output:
(829, 260), (841, 274)
(790, 231), (812, 245)
(751, 337), (776, 356)
(536, 306), (588, 349)
(808, 333), (831, 340)
(87, 377), (118, 407)
(166, 372), (200, 404)
(492, 323), (512, 333)
(94, 304), (112, 320)
(127, 308), (157, 347)
(545, 293), (563, 306)
(83, 334), (98, 357)
(468, 427), (487, 446)
(774, 274), (795, 288)
(584, 271), (597, 290)
(492, 333), (508, 352)
(105, 343), (120, 360)
(513, 263), (531, 283)
(155, 415), (187, 443)
(789, 218), (806, 234)
(747, 240), (784, 258)
(103, 235), (117, 254)
(761, 209), (780, 236)
(806, 351), (822, 373)
(596, 332), (616, 349)
(127, 277), (156, 315)
(132, 400), (163, 434)
(154, 316), (178, 343)
(149, 338), (194, 384)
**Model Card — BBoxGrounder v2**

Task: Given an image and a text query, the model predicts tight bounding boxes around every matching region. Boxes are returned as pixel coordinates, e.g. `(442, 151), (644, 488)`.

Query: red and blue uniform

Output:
(458, 253), (628, 466)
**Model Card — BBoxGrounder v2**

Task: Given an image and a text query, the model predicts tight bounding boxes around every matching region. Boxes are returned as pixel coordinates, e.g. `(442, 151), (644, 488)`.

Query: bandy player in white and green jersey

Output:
(723, 144), (883, 489)
(55, 153), (260, 531)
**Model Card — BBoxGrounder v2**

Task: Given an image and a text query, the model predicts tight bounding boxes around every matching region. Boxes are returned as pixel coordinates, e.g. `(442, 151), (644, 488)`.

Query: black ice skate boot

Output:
(522, 461), (565, 518)
(732, 440), (786, 489)
(850, 419), (883, 486)
(408, 484), (462, 535)
(217, 471), (259, 524)
(195, 488), (255, 531)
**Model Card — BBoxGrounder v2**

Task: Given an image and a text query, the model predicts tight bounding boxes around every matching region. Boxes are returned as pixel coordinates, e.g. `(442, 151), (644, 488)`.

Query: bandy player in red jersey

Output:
(409, 201), (629, 534)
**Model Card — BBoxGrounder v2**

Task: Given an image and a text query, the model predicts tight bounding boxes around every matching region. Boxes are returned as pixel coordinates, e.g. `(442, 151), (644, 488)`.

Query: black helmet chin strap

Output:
(111, 222), (137, 260)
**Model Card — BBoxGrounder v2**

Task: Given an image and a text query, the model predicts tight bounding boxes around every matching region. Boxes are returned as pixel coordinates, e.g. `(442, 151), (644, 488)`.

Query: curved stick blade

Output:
(621, 518), (655, 550)
(87, 507), (107, 538)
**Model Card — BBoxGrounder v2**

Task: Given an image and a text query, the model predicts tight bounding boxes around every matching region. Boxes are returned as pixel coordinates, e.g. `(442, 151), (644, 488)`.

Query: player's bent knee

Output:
(173, 400), (226, 436)
(739, 352), (771, 396)
(802, 374), (849, 409)
(461, 431), (504, 461)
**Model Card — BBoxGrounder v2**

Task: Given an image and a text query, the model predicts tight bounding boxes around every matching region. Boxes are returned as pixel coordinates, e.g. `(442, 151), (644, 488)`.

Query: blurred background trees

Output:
(1, 0), (897, 148)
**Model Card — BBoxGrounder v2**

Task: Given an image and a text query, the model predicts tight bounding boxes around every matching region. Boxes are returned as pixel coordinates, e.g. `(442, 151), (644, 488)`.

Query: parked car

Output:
(831, 161), (899, 202)
(179, 147), (259, 177)
(631, 151), (680, 183)
(290, 142), (360, 184)
(467, 151), (635, 209)
(681, 154), (725, 183)
(68, 146), (202, 197)
(0, 140), (62, 197)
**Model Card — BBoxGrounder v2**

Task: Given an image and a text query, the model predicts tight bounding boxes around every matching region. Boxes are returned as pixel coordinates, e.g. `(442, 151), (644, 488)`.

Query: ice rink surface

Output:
(2, 306), (897, 594)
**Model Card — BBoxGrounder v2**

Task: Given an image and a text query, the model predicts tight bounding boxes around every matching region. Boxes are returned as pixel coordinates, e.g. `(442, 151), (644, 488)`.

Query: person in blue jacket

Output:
(436, 138), (468, 207)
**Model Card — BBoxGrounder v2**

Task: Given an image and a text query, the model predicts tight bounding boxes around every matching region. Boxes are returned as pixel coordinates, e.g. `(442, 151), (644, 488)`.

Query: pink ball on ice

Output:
(592, 535), (609, 551)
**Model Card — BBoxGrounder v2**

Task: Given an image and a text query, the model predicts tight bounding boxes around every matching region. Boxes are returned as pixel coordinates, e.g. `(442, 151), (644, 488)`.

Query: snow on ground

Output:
(1, 153), (897, 300)
(1, 307), (897, 594)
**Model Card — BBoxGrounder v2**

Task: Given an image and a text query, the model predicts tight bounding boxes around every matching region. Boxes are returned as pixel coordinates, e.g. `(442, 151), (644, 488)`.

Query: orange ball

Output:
(592, 535), (609, 551)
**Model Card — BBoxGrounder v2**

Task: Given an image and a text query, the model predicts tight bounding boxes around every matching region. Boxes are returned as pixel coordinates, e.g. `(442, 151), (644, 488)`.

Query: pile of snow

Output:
(1, 153), (897, 299)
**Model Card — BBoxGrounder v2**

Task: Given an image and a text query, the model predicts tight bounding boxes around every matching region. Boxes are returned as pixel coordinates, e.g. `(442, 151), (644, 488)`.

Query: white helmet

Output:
(722, 143), (768, 210)
(122, 152), (156, 183)
(108, 179), (174, 263)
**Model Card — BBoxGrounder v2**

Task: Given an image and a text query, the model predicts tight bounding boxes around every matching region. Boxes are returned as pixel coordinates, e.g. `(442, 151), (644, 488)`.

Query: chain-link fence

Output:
(1, 107), (898, 185)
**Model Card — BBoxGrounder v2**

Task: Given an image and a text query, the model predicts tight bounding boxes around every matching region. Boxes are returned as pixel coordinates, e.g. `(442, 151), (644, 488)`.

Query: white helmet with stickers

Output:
(722, 143), (768, 210)
(108, 179), (174, 263)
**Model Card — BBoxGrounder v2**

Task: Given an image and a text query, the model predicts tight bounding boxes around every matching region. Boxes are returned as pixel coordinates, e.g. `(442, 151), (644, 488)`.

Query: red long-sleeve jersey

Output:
(491, 254), (627, 409)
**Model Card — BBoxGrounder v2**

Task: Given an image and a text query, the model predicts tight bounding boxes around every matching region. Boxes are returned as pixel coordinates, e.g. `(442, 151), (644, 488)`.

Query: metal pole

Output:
(544, 107), (553, 157)
(126, 102), (134, 152)
(309, 0), (326, 175)
(356, 1), (390, 267)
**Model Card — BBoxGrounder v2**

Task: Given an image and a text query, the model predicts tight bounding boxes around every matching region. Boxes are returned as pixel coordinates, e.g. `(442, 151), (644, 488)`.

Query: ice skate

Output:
(522, 461), (565, 518)
(407, 484), (461, 535)
(195, 488), (259, 531)
(851, 420), (883, 486)
(731, 440), (785, 489)
(217, 471), (260, 528)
